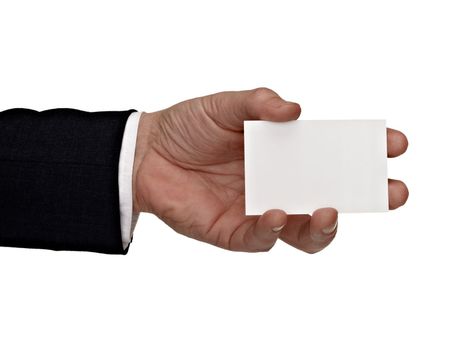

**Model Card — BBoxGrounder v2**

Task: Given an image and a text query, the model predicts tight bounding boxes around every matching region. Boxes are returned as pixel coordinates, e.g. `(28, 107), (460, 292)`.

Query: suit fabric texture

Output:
(0, 108), (135, 254)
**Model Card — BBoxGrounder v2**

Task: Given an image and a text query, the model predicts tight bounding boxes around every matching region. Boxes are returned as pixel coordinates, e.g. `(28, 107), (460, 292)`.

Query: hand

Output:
(132, 88), (409, 253)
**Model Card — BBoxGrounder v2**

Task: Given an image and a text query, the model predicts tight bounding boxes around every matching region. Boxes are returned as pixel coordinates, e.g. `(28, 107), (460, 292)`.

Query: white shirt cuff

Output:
(118, 111), (142, 250)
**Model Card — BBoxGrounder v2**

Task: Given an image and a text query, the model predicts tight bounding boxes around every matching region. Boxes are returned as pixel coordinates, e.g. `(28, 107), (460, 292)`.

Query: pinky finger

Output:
(280, 208), (338, 254)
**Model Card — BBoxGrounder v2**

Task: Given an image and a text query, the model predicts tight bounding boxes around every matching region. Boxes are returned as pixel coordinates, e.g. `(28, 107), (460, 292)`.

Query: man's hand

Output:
(132, 88), (409, 253)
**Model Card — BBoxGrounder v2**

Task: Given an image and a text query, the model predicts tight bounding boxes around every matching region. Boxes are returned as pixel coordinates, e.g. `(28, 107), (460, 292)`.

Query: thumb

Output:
(201, 87), (301, 131)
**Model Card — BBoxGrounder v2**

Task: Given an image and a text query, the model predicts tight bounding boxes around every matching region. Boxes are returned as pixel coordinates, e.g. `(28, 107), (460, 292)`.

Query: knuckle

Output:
(250, 87), (275, 100)
(200, 95), (219, 118)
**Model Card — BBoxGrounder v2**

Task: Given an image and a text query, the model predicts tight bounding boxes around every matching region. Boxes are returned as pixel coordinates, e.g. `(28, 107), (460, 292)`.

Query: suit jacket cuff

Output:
(0, 108), (136, 254)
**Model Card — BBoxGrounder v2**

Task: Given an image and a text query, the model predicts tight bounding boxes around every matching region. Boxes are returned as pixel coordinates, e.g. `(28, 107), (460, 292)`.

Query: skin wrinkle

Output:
(142, 139), (235, 242)
(201, 113), (244, 157)
(161, 103), (243, 165)
(162, 117), (191, 160)
(194, 125), (240, 163)
(181, 161), (244, 178)
(161, 116), (227, 167)
(202, 94), (245, 133)
(229, 216), (255, 251)
(204, 203), (233, 248)
(158, 118), (244, 171)
(150, 132), (233, 204)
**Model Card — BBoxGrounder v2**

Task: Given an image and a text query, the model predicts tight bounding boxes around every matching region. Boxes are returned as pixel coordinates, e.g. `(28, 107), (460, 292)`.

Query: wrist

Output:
(132, 111), (158, 213)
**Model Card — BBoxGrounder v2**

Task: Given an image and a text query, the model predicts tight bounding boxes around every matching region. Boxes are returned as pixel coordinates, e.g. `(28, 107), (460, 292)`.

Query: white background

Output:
(0, 0), (467, 349)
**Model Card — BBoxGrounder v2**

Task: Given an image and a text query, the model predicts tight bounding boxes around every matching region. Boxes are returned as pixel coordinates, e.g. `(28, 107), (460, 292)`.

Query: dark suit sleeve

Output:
(0, 108), (136, 254)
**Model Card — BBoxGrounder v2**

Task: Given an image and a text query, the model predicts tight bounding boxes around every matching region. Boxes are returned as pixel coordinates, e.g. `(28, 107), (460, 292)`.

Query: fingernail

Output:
(272, 224), (285, 233)
(322, 220), (338, 235)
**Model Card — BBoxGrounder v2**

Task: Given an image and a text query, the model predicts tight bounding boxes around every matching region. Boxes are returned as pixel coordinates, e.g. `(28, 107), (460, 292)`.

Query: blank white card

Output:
(244, 120), (388, 215)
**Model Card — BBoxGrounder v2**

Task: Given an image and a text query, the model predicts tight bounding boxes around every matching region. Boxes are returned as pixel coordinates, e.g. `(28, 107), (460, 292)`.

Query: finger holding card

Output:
(243, 121), (409, 253)
(279, 208), (339, 254)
